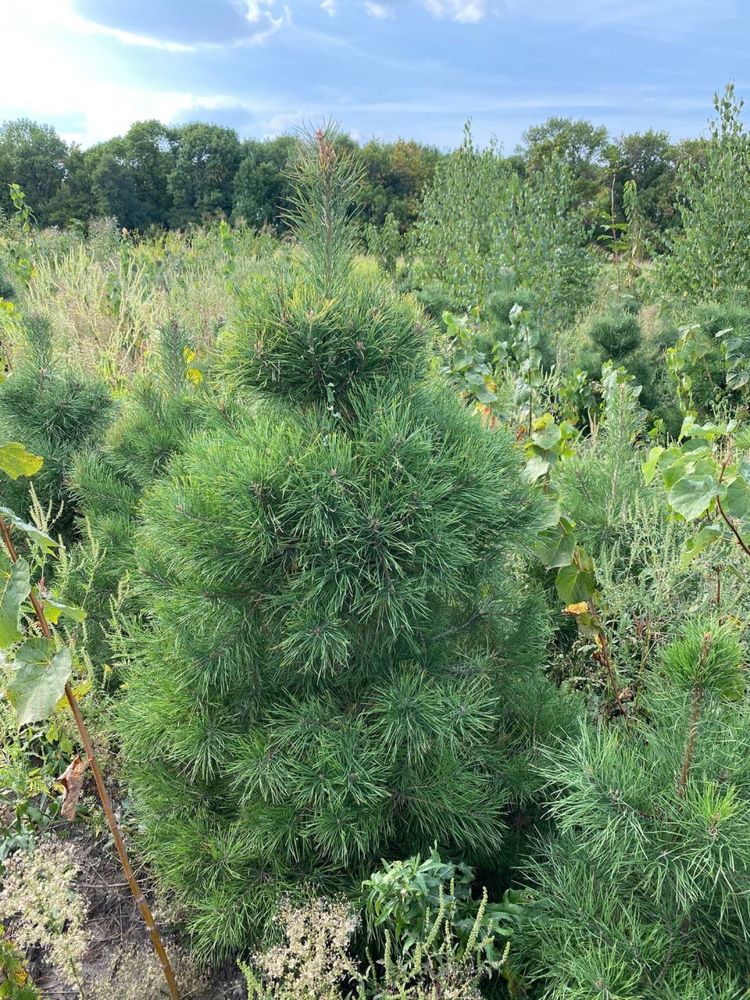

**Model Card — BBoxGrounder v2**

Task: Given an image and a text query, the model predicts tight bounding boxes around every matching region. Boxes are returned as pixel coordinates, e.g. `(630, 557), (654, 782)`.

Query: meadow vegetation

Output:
(1, 87), (750, 999)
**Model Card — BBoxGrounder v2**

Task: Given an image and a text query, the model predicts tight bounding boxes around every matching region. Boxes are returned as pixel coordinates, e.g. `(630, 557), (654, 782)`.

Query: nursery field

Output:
(3, 88), (750, 1000)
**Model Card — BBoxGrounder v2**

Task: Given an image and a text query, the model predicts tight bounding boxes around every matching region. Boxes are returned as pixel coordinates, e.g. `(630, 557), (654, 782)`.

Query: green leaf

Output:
(531, 415), (561, 450)
(556, 553), (597, 604)
(538, 500), (562, 531)
(642, 446), (665, 485)
(43, 597), (87, 625)
(525, 453), (550, 482)
(724, 476), (750, 521)
(0, 442), (43, 480)
(679, 524), (723, 568)
(667, 475), (723, 521)
(0, 508), (57, 555)
(661, 454), (715, 490)
(535, 518), (577, 569)
(6, 640), (71, 727)
(474, 383), (497, 404)
(0, 553), (30, 647)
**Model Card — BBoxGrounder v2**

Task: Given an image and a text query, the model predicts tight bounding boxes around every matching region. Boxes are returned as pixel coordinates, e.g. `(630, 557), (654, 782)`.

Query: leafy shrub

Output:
(667, 300), (750, 417)
(361, 848), (529, 967)
(413, 125), (595, 330)
(660, 85), (750, 299)
(118, 128), (548, 959)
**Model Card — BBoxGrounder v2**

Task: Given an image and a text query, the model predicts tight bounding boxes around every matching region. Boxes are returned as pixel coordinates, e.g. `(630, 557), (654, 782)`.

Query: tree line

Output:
(0, 114), (706, 244)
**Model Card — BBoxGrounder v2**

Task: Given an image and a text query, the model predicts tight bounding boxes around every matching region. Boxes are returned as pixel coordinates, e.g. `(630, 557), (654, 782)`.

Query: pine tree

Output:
(118, 128), (548, 959)
(0, 314), (112, 540)
(518, 619), (750, 999)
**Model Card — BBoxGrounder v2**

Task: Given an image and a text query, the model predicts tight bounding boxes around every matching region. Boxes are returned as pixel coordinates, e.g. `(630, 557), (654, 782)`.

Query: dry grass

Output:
(4, 218), (281, 385)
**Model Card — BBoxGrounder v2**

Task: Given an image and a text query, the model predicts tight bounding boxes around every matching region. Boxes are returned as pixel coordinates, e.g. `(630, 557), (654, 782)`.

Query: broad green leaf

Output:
(535, 518), (577, 569)
(642, 446), (665, 485)
(727, 369), (750, 391)
(667, 475), (723, 521)
(0, 507), (57, 555)
(6, 640), (72, 728)
(538, 500), (562, 531)
(662, 454), (716, 490)
(474, 383), (497, 404)
(680, 416), (728, 442)
(531, 415), (561, 450)
(525, 453), (550, 482)
(679, 524), (723, 569)
(43, 597), (87, 625)
(0, 553), (30, 647)
(556, 554), (597, 604)
(0, 442), (43, 480)
(724, 476), (750, 521)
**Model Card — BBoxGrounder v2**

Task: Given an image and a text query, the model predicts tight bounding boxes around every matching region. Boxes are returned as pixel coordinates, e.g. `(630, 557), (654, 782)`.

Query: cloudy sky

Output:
(2, 0), (748, 149)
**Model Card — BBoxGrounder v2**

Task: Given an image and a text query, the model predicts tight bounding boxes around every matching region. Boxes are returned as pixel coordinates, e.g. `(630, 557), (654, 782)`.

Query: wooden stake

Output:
(0, 516), (180, 1000)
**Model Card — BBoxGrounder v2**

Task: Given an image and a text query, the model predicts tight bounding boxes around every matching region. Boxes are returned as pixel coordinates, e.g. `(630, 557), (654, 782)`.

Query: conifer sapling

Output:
(119, 127), (548, 958)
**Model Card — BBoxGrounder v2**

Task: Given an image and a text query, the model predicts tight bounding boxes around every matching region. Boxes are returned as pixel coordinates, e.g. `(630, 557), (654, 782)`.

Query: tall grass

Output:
(4, 218), (281, 384)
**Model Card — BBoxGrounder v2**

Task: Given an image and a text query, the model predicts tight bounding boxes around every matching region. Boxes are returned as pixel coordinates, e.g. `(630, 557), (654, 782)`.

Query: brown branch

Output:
(716, 496), (750, 558)
(0, 516), (180, 1000)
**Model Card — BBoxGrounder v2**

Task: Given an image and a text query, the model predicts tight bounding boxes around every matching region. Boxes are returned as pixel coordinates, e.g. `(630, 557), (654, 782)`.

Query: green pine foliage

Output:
(587, 310), (642, 359)
(117, 127), (550, 959)
(518, 619), (750, 999)
(0, 314), (113, 540)
(69, 322), (243, 667)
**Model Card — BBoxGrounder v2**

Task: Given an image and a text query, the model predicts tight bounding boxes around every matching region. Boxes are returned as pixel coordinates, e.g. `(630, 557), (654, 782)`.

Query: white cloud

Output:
(320, 0), (337, 14)
(44, 0), (197, 51)
(242, 0), (278, 23)
(423, 0), (493, 23)
(232, 6), (291, 46)
(364, 2), (394, 18)
(0, 0), (295, 145)
(53, 0), (291, 53)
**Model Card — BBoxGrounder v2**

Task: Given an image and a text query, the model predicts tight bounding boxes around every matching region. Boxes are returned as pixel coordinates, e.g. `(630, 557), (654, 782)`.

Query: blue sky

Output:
(1, 0), (748, 150)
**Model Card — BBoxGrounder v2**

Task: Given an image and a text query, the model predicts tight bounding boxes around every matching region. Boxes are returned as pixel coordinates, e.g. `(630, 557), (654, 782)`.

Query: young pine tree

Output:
(0, 314), (112, 541)
(119, 128), (548, 959)
(519, 619), (750, 999)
